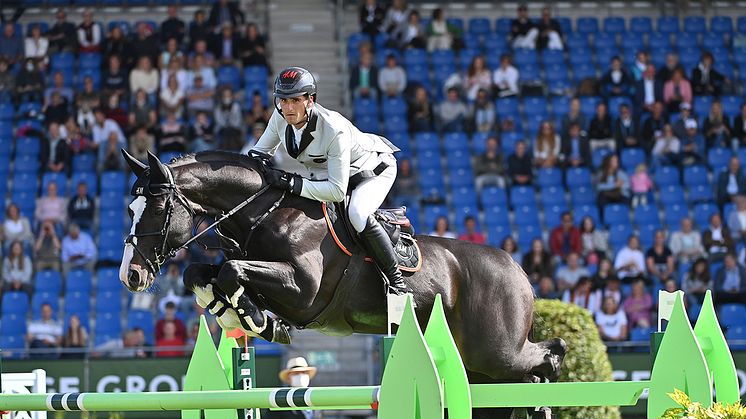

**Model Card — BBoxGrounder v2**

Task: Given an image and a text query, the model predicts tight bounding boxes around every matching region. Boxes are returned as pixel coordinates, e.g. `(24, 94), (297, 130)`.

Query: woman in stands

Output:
(522, 238), (554, 285)
(533, 120), (561, 168)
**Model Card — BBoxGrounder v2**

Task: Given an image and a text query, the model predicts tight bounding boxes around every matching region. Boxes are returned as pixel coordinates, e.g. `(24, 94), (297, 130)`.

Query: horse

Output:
(119, 150), (566, 418)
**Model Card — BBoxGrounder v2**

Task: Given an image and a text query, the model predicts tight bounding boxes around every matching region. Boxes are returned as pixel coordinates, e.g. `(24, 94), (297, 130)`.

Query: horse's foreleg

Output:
(211, 260), (301, 344)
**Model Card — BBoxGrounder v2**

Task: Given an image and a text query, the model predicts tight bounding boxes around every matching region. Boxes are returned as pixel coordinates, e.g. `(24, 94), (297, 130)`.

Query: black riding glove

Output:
(265, 168), (303, 195)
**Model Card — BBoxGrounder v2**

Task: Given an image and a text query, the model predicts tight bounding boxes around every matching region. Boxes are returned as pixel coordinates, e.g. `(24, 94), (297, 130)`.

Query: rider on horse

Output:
(249, 66), (411, 295)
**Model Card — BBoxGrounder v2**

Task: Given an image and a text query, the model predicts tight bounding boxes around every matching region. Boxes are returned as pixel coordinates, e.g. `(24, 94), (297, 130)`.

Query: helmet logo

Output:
(281, 70), (299, 80)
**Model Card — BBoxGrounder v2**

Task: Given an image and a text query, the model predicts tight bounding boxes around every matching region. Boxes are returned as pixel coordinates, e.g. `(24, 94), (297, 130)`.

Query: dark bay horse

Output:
(119, 150), (565, 413)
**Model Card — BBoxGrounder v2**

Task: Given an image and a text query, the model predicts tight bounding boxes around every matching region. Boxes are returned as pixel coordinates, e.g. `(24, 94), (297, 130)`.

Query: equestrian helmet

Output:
(273, 66), (317, 99)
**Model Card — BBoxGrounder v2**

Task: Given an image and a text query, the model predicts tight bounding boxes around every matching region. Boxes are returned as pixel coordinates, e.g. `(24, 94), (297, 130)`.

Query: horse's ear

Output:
(122, 148), (147, 177)
(147, 151), (170, 186)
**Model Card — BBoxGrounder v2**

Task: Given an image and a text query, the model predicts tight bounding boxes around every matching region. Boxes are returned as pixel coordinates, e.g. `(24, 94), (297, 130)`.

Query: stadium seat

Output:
(619, 148), (645, 173)
(95, 291), (122, 315)
(565, 167), (592, 188)
(217, 66), (241, 91)
(1, 313), (27, 336)
(663, 204), (690, 228)
(544, 204), (568, 228)
(72, 171), (98, 193)
(514, 205), (541, 227)
(64, 291), (90, 316)
(540, 186), (566, 207)
(687, 184), (714, 204)
(603, 17), (625, 34)
(683, 165), (710, 187)
(495, 18), (512, 35)
(380, 96), (407, 118)
(657, 16), (680, 33)
(510, 186), (536, 208)
(483, 205), (510, 228)
(72, 154), (96, 173)
(32, 292), (59, 319)
(630, 17), (653, 34)
(693, 203), (718, 228)
(517, 224), (541, 250)
(660, 185), (686, 206)
(442, 132), (469, 152)
(35, 270), (62, 295)
(537, 167), (563, 188)
(633, 204), (661, 227)
(711, 16), (733, 34)
(97, 268), (122, 292)
(41, 172), (68, 196)
(603, 204), (631, 226)
(720, 304), (746, 329)
(66, 269), (93, 294)
(1, 292), (29, 315)
(576, 17), (600, 35)
(481, 187), (508, 208)
(570, 186), (596, 206)
(726, 326), (746, 350)
(468, 18), (491, 36)
(486, 224), (511, 247)
(573, 204), (600, 226)
(422, 205), (449, 232)
(608, 224), (633, 250)
(653, 166), (680, 187)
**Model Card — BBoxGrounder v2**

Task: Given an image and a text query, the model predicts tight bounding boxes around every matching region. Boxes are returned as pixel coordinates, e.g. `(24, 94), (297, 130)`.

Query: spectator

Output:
(621, 279), (652, 329)
(587, 102), (615, 152)
(560, 98), (587, 138)
(656, 52), (684, 84)
(640, 101), (668, 153)
(129, 56), (159, 98)
(600, 56), (633, 99)
(102, 55), (128, 98)
(186, 75), (215, 118)
(728, 195), (746, 246)
(43, 122), (71, 174)
(733, 103), (746, 148)
(160, 74), (185, 119)
(562, 276), (598, 312)
(75, 76), (100, 134)
(510, 4), (537, 49)
(161, 5), (186, 45)
(634, 65), (663, 116)
(470, 88), (495, 133)
(160, 58), (188, 93)
(65, 119), (93, 156)
(155, 301), (187, 342)
(44, 91), (69, 126)
(156, 263), (186, 309)
(474, 136), (506, 190)
(104, 92), (128, 131)
(44, 70), (72, 105)
(613, 104), (641, 150)
(629, 51), (648, 82)
(579, 216), (609, 264)
(399, 10), (425, 49)
(533, 121), (561, 168)
(15, 58), (45, 103)
(463, 56), (491, 102)
(671, 102), (694, 140)
(214, 88), (243, 148)
(714, 253), (746, 305)
(102, 26), (132, 67)
(716, 157), (746, 209)
(27, 303), (62, 359)
(4, 204), (34, 249)
(429, 216), (456, 239)
(189, 111), (216, 152)
(128, 89), (158, 132)
(77, 10), (102, 53)
(596, 154), (630, 210)
(669, 218), (705, 263)
(2, 240), (32, 295)
(349, 52), (378, 100)
(663, 68), (692, 114)
(61, 314), (88, 359)
(560, 121), (591, 168)
(692, 51), (726, 97)
(378, 54), (406, 98)
(614, 235), (646, 283)
(155, 321), (186, 357)
(536, 6), (563, 50)
(522, 238), (553, 284)
(507, 140), (533, 185)
(211, 23), (240, 65)
(651, 124), (681, 168)
(437, 87), (468, 133)
(61, 223), (96, 276)
(24, 24), (49, 68)
(189, 9), (210, 51)
(128, 125), (156, 162)
(458, 216), (486, 244)
(536, 276), (560, 299)
(556, 252), (590, 292)
(92, 108), (126, 149)
(594, 275), (622, 307)
(360, 0), (385, 37)
(158, 37), (184, 70)
(492, 54), (519, 98)
(703, 101), (732, 149)
(68, 182), (94, 231)
(549, 212), (582, 260)
(208, 0), (244, 32)
(500, 236), (521, 262)
(47, 9), (77, 53)
(130, 22), (159, 65)
(591, 257), (617, 290)
(158, 112), (188, 153)
(0, 22), (22, 65)
(0, 57), (15, 99)
(682, 258), (712, 306)
(389, 158), (418, 203)
(189, 39), (215, 68)
(35, 182), (67, 229)
(94, 328), (147, 358)
(702, 213), (734, 261)
(595, 296), (628, 341)
(381, 0), (410, 43)
(33, 220), (61, 272)
(426, 8), (457, 52)
(99, 132), (126, 171)
(645, 230), (675, 283)
(679, 118), (704, 166)
(239, 23), (268, 68)
(187, 54), (217, 90)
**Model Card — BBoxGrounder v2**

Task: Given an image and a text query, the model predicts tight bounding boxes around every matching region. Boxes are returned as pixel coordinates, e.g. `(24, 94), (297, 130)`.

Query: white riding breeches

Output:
(348, 153), (397, 232)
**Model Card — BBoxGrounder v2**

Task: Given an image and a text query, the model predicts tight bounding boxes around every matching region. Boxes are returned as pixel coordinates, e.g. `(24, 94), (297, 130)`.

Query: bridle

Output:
(125, 166), (286, 277)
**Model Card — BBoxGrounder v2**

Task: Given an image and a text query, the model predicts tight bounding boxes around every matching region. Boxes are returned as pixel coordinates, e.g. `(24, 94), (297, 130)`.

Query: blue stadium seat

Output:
(544, 204), (568, 228)
(422, 205), (449, 231)
(32, 292), (59, 319)
(481, 187), (508, 208)
(514, 205), (540, 226)
(693, 95), (714, 116)
(128, 310), (155, 342)
(445, 149), (472, 171)
(630, 17), (653, 34)
(579, 96), (601, 118)
(95, 311), (122, 342)
(41, 172), (68, 196)
(570, 186), (596, 206)
(451, 186), (478, 208)
(50, 52), (75, 70)
(483, 204), (510, 228)
(354, 115), (379, 134)
(15, 137), (41, 156)
(413, 132), (440, 153)
(78, 53), (101, 70)
(660, 185), (686, 206)
(603, 204), (631, 226)
(593, 32), (617, 50)
(517, 223), (541, 250)
(720, 95), (741, 118)
(633, 204), (660, 227)
(66, 269), (93, 294)
(653, 165), (680, 186)
(510, 186), (536, 208)
(13, 154), (40, 173)
(687, 184), (713, 204)
(2, 292), (29, 315)
(72, 153), (96, 172)
(353, 97), (378, 119)
(541, 50), (565, 66)
(495, 18), (512, 35)
(619, 148), (645, 173)
(648, 32), (672, 50)
(537, 167), (563, 188)
(711, 16), (733, 34)
(540, 186), (566, 207)
(35, 270), (62, 295)
(100, 171), (127, 193)
(702, 32), (725, 50)
(566, 33), (590, 51)
(576, 17), (600, 35)
(693, 203), (718, 228)
(629, 326), (654, 342)
(449, 168), (474, 188)
(638, 224), (659, 250)
(683, 16), (706, 34)
(468, 18), (491, 36)
(97, 268), (122, 292)
(565, 167), (592, 188)
(1, 313), (27, 336)
(603, 17), (626, 34)
(217, 65), (241, 91)
(486, 224), (511, 247)
(64, 291), (90, 315)
(683, 165), (710, 187)
(707, 147), (733, 170)
(0, 334), (25, 356)
(95, 291), (122, 314)
(495, 97), (520, 117)
(243, 66), (268, 85)
(726, 326), (746, 350)
(442, 132), (469, 152)
(11, 172), (38, 193)
(608, 224), (633, 250)
(720, 304), (746, 329)
(572, 204), (600, 226)
(657, 16), (680, 33)
(663, 203), (690, 227)
(403, 48), (427, 66)
(72, 171), (98, 194)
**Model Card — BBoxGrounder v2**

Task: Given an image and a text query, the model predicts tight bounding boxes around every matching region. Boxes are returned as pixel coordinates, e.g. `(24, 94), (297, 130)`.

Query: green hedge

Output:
(533, 299), (621, 419)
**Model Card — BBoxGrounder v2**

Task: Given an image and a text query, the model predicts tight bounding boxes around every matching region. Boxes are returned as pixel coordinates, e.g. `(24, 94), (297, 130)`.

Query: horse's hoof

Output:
(270, 319), (292, 344)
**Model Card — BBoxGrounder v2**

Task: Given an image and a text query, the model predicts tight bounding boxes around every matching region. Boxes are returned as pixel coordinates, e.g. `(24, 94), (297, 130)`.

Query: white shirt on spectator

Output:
(28, 319), (63, 343)
(492, 65), (519, 97)
(77, 23), (102, 49)
(92, 119), (125, 145)
(377, 66), (407, 96)
(24, 37), (48, 60)
(614, 246), (646, 279)
(595, 309), (627, 340)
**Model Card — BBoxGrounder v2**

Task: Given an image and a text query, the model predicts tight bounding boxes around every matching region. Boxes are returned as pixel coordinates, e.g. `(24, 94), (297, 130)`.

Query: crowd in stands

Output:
(0, 0), (273, 358)
(354, 1), (746, 344)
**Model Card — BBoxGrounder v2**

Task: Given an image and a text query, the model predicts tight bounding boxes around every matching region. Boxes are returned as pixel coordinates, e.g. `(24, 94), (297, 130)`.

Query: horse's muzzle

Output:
(124, 264), (151, 292)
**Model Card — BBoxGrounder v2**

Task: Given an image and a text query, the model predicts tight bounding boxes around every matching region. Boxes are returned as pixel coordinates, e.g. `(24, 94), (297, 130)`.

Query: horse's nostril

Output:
(128, 269), (140, 287)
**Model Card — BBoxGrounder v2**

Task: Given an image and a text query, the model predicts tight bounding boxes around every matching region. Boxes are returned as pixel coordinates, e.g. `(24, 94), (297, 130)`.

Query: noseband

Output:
(125, 168), (285, 277)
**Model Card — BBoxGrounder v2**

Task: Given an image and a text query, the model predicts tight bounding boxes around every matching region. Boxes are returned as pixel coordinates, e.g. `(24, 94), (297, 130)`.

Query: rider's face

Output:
(280, 95), (312, 127)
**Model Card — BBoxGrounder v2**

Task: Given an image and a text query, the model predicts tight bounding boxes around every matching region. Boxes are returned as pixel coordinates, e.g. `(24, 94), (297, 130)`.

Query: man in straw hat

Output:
(262, 356), (320, 418)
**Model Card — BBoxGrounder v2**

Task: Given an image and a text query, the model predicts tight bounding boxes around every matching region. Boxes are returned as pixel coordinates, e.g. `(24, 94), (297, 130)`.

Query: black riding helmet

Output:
(273, 66), (317, 114)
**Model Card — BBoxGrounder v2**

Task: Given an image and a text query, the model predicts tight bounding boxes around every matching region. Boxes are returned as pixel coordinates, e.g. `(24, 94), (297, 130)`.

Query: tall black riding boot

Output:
(359, 215), (411, 295)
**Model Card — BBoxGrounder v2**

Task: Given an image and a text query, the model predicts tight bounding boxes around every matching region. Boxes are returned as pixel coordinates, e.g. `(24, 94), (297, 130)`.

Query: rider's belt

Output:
(348, 161), (388, 190)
